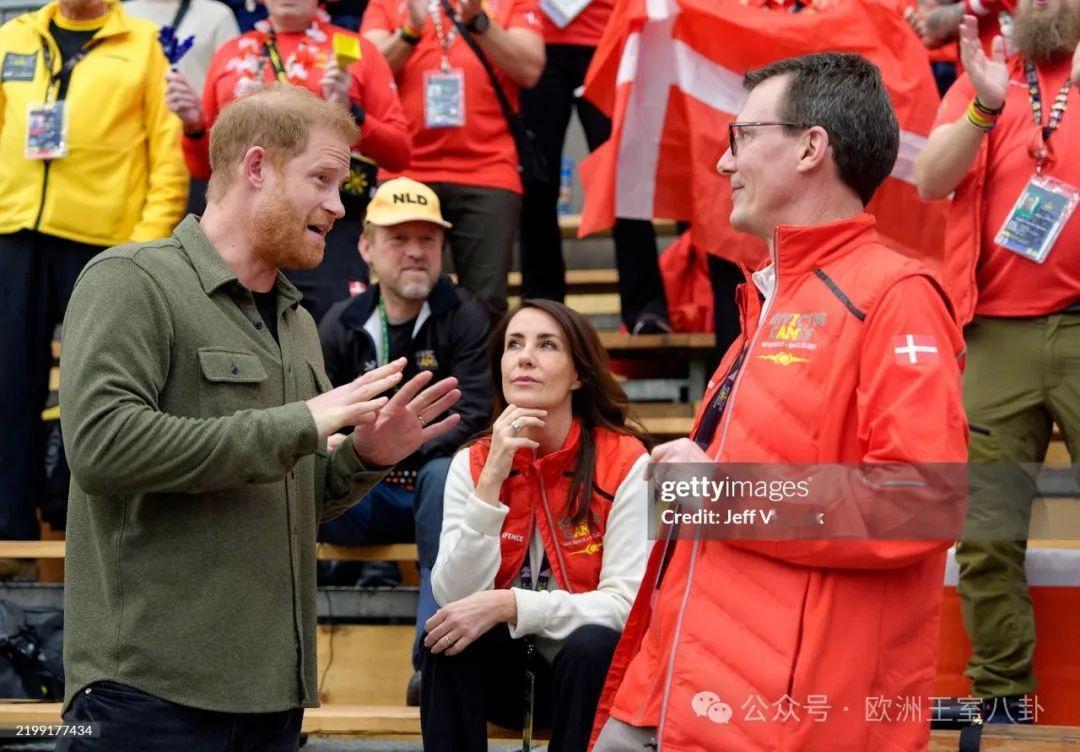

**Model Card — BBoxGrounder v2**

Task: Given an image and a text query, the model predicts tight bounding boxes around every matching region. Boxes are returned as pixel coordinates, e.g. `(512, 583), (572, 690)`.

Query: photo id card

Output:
(26, 100), (68, 160)
(994, 175), (1079, 264)
(423, 69), (465, 129)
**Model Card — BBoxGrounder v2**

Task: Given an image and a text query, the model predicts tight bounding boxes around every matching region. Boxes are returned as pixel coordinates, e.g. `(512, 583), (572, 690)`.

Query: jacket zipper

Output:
(538, 477), (573, 594)
(32, 163), (52, 232)
(656, 234), (781, 748)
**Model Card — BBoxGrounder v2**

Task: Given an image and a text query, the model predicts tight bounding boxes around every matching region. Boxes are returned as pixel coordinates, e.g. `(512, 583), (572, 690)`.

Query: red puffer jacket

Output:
(593, 214), (968, 752)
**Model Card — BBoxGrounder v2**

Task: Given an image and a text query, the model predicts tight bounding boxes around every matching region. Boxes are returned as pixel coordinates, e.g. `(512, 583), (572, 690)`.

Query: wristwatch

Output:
(465, 10), (490, 34)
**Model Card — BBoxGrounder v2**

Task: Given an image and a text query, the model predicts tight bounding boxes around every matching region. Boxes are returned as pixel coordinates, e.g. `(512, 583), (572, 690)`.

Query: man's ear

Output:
(795, 126), (831, 174)
(242, 146), (270, 189)
(359, 230), (374, 264)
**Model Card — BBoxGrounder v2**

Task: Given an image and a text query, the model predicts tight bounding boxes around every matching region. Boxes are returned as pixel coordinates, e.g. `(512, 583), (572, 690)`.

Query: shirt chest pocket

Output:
(307, 359), (333, 398)
(197, 348), (270, 417)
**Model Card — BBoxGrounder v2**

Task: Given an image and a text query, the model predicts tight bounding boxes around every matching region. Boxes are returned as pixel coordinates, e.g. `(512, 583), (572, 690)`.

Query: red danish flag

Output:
(893, 334), (939, 365)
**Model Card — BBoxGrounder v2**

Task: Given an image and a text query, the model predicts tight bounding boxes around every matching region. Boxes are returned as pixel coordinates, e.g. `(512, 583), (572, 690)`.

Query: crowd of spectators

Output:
(0, 0), (1077, 745)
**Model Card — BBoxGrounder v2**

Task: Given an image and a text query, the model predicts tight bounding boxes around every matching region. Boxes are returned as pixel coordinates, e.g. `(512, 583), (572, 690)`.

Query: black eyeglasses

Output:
(726, 121), (810, 157)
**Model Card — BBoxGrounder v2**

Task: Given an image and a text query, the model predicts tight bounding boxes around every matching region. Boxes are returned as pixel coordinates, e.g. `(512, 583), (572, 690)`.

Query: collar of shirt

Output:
(751, 264), (776, 326)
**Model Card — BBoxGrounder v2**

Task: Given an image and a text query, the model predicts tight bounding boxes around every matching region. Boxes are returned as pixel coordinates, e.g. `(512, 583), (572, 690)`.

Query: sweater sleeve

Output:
(352, 38), (411, 171)
(509, 453), (649, 640)
(431, 450), (509, 606)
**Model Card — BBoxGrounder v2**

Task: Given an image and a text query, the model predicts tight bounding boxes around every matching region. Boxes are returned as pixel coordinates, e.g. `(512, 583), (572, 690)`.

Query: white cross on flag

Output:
(893, 334), (939, 365)
(576, 0), (951, 270)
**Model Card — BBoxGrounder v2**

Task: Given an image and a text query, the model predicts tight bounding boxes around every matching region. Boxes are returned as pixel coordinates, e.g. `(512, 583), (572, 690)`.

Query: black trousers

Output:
(430, 182), (522, 325)
(420, 623), (620, 752)
(57, 681), (303, 752)
(0, 231), (103, 540)
(520, 44), (668, 329)
(707, 253), (746, 369)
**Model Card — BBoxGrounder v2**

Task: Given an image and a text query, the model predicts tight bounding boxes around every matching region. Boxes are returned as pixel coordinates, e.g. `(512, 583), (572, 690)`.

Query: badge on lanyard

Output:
(539, 0), (593, 28)
(994, 174), (1079, 264)
(26, 100), (68, 160)
(424, 69), (465, 128)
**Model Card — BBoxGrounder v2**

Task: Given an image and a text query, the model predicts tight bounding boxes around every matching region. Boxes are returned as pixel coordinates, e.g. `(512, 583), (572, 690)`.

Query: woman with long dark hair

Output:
(420, 300), (651, 752)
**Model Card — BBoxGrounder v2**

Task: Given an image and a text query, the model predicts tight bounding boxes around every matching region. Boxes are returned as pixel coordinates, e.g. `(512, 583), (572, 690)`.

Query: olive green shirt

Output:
(59, 215), (387, 713)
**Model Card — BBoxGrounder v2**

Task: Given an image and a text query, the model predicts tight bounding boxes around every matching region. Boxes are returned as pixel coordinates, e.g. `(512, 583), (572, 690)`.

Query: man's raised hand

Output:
(351, 369), (462, 467)
(305, 359), (407, 439)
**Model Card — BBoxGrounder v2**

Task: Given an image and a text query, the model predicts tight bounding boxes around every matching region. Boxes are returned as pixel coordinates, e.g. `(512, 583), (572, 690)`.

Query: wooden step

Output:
(2, 702), (1077, 746)
(929, 724), (1080, 749)
(0, 541), (423, 563)
(316, 543), (418, 562)
(507, 268), (619, 295)
(558, 214), (678, 240)
(508, 292), (621, 316)
(599, 332), (715, 354)
(641, 416), (693, 440)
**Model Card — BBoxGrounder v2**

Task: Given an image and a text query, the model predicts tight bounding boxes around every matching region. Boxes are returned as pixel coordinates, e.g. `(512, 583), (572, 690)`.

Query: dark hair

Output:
(485, 300), (652, 526)
(743, 52), (899, 206)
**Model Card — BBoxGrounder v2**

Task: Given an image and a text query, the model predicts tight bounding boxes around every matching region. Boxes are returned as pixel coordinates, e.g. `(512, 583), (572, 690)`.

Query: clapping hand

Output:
(959, 15), (1008, 110)
(321, 61), (351, 107)
(164, 70), (205, 130)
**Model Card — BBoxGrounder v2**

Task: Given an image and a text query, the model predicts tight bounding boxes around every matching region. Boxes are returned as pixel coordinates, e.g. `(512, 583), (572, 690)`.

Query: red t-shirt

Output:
(184, 20), (411, 180)
(539, 0), (613, 46)
(361, 0), (543, 194)
(934, 56), (1080, 316)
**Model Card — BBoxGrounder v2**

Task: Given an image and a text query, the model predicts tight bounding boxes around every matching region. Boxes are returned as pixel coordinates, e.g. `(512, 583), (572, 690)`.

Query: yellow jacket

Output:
(0, 1), (187, 246)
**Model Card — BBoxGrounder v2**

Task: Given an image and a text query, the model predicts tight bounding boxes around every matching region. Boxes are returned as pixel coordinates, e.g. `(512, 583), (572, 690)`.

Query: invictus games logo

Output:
(758, 311), (828, 365)
(758, 352), (809, 366)
(768, 312), (827, 345)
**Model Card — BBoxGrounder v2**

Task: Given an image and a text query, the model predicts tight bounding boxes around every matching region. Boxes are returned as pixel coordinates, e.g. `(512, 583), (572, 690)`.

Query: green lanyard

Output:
(378, 297), (391, 367)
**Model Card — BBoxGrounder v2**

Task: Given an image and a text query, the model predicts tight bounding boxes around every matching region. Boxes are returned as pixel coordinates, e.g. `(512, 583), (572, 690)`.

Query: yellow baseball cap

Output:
(365, 177), (452, 229)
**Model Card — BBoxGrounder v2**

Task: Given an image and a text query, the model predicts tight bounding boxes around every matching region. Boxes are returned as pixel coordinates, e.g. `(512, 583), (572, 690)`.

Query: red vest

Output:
(468, 420), (645, 594)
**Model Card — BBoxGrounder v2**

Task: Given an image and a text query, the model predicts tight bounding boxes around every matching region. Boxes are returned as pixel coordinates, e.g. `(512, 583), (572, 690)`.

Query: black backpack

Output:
(0, 600), (64, 700)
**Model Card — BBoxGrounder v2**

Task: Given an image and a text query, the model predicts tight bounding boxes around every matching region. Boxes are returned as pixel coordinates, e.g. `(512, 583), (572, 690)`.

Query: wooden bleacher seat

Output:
(1, 702), (1078, 747)
(557, 214), (677, 241)
(507, 268), (619, 295)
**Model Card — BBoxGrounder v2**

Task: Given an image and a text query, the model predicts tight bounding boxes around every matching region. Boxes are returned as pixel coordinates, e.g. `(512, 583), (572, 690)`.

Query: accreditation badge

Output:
(994, 175), (1079, 264)
(26, 100), (68, 160)
(423, 69), (465, 129)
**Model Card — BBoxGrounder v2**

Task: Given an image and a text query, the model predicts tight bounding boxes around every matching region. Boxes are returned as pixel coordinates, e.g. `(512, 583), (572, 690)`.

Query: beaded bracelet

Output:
(966, 98), (1002, 132)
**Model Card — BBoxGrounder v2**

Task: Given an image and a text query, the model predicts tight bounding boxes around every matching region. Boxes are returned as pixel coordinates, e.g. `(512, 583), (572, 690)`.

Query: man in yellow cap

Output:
(317, 177), (494, 704)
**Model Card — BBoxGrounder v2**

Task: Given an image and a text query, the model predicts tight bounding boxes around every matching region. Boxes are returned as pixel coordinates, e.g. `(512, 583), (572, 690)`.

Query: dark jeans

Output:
(318, 456), (451, 669)
(56, 681), (303, 751)
(0, 230), (103, 540)
(420, 623), (620, 752)
(284, 217), (369, 324)
(519, 43), (667, 329)
(707, 253), (745, 369)
(428, 183), (521, 324)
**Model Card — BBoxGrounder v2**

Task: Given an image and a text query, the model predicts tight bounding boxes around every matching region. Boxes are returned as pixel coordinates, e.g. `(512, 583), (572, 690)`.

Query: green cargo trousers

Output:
(956, 314), (1080, 699)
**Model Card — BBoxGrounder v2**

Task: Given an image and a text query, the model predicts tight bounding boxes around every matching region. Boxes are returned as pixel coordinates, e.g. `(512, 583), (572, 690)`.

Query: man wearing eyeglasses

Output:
(590, 52), (967, 752)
